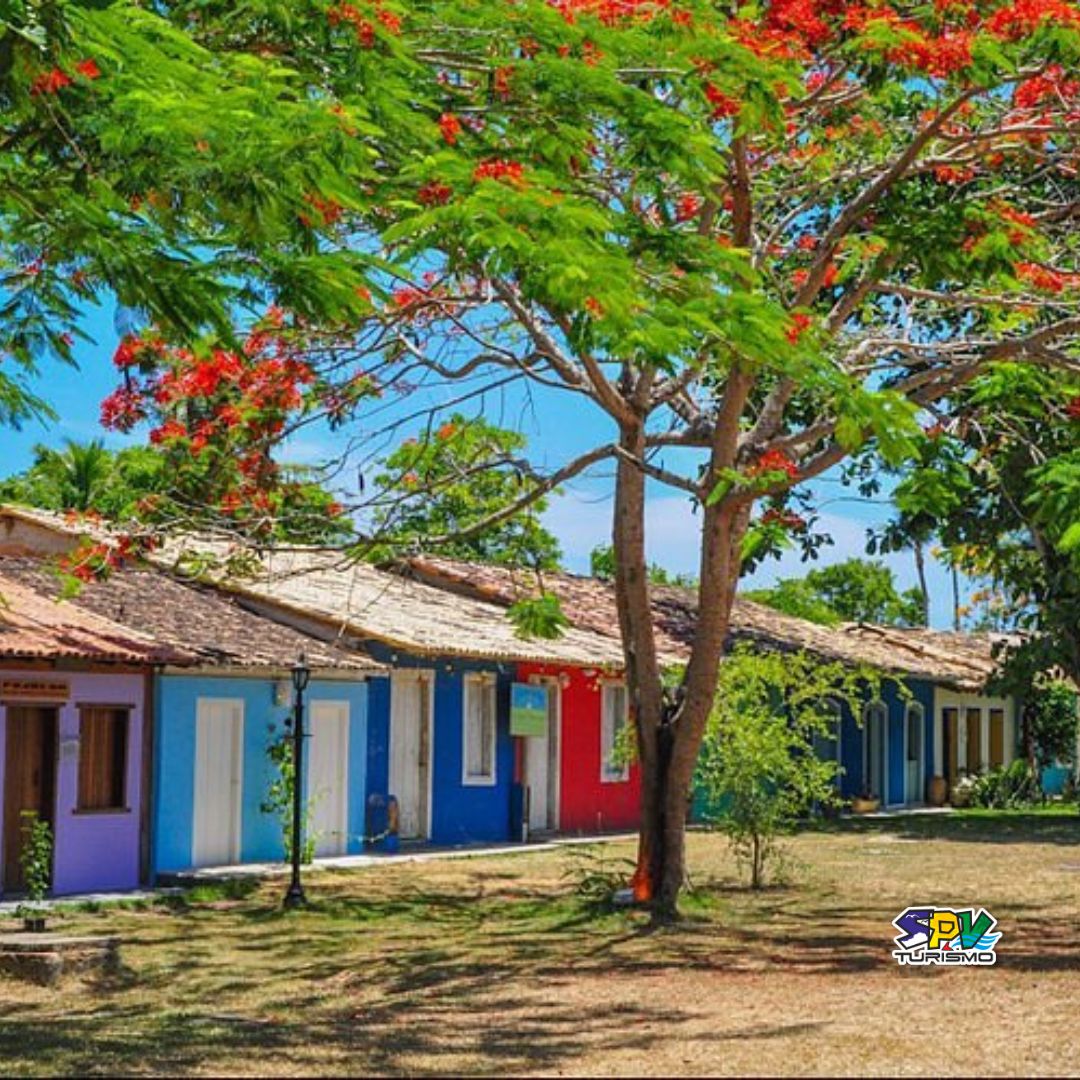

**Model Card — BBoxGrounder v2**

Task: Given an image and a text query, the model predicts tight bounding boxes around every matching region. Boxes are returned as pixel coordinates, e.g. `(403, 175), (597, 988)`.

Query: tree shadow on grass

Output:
(815, 812), (1080, 846)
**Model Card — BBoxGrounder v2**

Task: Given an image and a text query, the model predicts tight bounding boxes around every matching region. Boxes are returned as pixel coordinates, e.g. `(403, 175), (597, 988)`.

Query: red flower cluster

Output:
(750, 449), (800, 481)
(933, 165), (976, 184)
(987, 0), (1080, 40)
(785, 312), (813, 344)
(549, 0), (673, 27)
(704, 82), (741, 120)
(299, 193), (345, 228)
(439, 112), (462, 145)
(418, 180), (453, 206)
(31, 57), (101, 95)
(762, 508), (807, 531)
(1014, 66), (1079, 110)
(1016, 262), (1076, 294)
(675, 193), (701, 222)
(327, 3), (401, 46)
(30, 68), (72, 96)
(473, 158), (526, 185)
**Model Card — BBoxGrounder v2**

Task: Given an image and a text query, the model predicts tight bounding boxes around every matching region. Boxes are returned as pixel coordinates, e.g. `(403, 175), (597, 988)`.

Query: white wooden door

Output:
(524, 683), (559, 832)
(309, 701), (350, 857)
(193, 699), (244, 868)
(389, 673), (431, 839)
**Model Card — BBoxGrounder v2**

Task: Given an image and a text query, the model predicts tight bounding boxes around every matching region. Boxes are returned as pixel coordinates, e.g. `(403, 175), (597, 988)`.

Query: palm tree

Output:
(32, 439), (113, 511)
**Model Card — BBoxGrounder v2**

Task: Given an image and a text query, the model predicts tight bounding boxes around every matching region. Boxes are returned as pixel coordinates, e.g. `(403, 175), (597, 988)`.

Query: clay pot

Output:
(851, 796), (881, 815)
(927, 775), (948, 807)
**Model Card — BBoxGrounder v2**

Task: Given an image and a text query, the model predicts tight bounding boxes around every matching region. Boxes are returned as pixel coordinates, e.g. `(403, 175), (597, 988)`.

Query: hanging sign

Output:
(1, 679), (71, 703)
(510, 683), (549, 737)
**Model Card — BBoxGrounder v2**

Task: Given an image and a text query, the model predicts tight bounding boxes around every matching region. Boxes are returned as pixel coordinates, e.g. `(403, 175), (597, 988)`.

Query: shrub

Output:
(697, 647), (882, 888)
(19, 811), (53, 905)
(970, 759), (1042, 809)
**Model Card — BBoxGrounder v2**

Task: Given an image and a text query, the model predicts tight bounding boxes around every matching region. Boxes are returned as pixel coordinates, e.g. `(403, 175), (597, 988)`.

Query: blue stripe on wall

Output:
(361, 645), (515, 846)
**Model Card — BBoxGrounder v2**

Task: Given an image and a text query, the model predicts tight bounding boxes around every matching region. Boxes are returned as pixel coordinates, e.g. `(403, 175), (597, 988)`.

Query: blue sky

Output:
(2, 307), (967, 627)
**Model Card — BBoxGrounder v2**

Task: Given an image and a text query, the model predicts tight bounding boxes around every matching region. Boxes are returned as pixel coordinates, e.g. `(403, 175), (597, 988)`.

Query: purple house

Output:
(0, 571), (178, 897)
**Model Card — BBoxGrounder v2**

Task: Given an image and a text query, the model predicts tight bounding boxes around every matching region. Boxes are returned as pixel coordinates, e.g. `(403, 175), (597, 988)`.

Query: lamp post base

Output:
(283, 883), (307, 909)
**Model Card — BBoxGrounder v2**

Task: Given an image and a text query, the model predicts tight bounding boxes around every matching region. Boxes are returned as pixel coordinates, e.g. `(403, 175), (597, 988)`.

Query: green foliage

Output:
(0, 0), (409, 426)
(589, 545), (696, 588)
(562, 845), (637, 912)
(746, 558), (927, 628)
(369, 416), (561, 569)
(1028, 680), (1078, 770)
(260, 729), (316, 865)
(744, 578), (843, 627)
(697, 647), (881, 888)
(19, 810), (53, 905)
(889, 366), (1080, 689)
(969, 760), (1043, 810)
(0, 440), (354, 544)
(508, 592), (570, 641)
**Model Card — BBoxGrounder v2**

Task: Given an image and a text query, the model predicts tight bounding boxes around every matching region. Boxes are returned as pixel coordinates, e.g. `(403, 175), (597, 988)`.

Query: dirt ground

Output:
(0, 812), (1077, 1077)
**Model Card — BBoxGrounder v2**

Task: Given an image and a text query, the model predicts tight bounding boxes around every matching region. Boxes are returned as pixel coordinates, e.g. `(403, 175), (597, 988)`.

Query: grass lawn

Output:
(1, 810), (1078, 1077)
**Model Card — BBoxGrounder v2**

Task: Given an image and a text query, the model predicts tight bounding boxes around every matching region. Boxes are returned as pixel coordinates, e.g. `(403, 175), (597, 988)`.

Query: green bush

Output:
(970, 760), (1042, 809)
(697, 646), (882, 888)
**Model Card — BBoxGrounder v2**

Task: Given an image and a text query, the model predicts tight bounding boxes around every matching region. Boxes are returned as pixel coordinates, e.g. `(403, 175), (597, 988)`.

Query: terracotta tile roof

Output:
(404, 555), (1000, 691)
(0, 571), (178, 665)
(0, 557), (382, 675)
(0, 504), (1001, 686)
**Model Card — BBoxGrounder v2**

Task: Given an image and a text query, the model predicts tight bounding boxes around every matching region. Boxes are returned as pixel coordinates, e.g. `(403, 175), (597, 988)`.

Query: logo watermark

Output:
(892, 906), (1001, 966)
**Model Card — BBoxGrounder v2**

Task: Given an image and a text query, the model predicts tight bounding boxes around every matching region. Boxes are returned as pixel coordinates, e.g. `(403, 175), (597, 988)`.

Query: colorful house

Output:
(153, 545), (631, 846)
(0, 505), (632, 848)
(0, 571), (178, 897)
(0, 555), (383, 875)
(405, 556), (1024, 811)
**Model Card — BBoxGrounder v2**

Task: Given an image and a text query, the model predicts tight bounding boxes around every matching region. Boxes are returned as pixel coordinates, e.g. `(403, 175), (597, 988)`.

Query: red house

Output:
(515, 661), (640, 836)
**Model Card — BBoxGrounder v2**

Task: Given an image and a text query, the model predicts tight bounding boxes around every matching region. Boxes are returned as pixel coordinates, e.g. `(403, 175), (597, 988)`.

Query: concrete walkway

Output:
(162, 831), (638, 885)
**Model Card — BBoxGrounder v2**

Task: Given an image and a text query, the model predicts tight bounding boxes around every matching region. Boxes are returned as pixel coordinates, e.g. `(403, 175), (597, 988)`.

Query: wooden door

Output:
(989, 708), (1005, 768)
(389, 673), (431, 840)
(943, 707), (959, 785)
(3, 707), (58, 892)
(308, 701), (350, 857)
(966, 708), (982, 775)
(192, 699), (244, 868)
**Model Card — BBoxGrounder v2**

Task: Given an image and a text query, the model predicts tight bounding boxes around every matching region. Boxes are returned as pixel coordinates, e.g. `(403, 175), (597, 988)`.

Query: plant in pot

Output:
(17, 811), (53, 933)
(851, 785), (881, 815)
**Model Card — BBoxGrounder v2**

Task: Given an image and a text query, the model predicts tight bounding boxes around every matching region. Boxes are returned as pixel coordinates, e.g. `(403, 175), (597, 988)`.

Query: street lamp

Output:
(284, 652), (311, 909)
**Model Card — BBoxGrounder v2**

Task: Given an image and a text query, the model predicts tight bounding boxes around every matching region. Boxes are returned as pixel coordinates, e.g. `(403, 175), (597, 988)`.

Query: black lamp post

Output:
(284, 652), (311, 909)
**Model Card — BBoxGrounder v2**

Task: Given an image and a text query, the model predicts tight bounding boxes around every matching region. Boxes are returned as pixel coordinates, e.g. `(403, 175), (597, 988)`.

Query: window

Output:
(463, 675), (497, 785)
(78, 706), (129, 811)
(601, 683), (630, 783)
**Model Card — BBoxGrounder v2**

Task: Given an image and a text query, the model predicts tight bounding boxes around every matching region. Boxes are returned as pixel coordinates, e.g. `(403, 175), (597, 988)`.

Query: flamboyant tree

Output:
(98, 0), (1080, 917)
(1, 0), (414, 430)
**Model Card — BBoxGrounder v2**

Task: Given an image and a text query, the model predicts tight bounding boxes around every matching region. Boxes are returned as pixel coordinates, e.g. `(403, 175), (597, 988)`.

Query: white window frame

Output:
(600, 682), (630, 784)
(462, 673), (498, 787)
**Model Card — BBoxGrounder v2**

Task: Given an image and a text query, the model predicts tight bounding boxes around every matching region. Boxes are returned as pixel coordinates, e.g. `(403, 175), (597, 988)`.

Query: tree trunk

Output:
(613, 416), (752, 920)
(913, 540), (930, 627)
(951, 563), (962, 631)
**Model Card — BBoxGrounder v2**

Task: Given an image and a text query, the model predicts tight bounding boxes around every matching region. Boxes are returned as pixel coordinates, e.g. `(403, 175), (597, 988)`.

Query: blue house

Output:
(834, 624), (1022, 806)
(196, 548), (628, 847)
